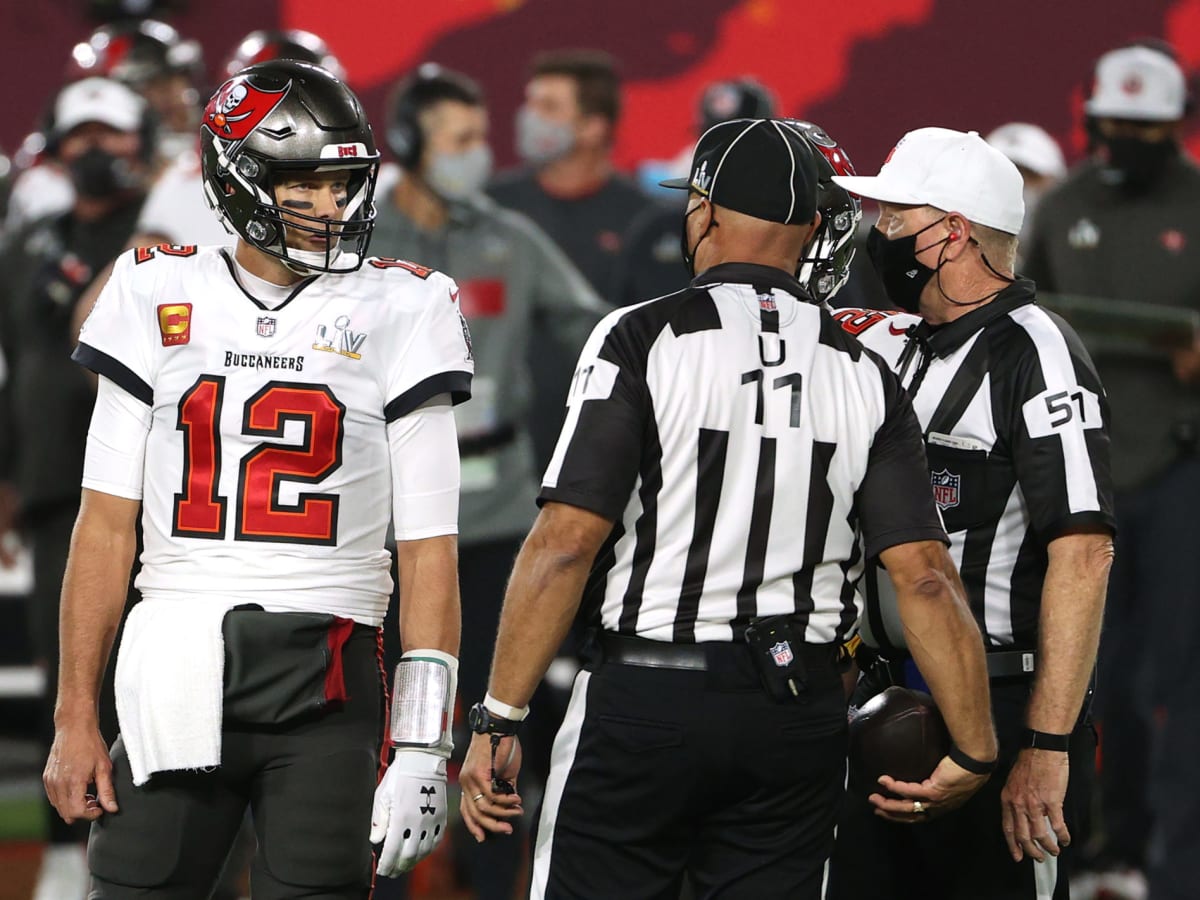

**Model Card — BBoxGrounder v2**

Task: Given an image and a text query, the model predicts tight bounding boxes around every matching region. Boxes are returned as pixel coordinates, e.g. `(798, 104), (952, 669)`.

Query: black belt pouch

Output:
(221, 605), (354, 727)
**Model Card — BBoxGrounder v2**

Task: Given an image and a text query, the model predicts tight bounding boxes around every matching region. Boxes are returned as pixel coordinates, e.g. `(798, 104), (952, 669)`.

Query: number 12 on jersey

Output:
(173, 375), (346, 545)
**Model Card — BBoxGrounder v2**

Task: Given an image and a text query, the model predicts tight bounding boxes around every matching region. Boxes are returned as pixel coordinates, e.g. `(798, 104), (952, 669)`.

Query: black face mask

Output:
(680, 201), (718, 278)
(865, 218), (950, 313)
(68, 147), (139, 199)
(1099, 136), (1178, 192)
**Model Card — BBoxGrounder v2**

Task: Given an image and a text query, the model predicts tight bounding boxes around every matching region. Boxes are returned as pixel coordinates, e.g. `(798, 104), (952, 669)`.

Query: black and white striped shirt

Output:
(540, 263), (946, 645)
(832, 278), (1116, 650)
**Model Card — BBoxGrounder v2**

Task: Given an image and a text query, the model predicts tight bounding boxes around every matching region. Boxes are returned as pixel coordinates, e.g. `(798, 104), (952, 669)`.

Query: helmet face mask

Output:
(782, 119), (862, 303)
(201, 60), (380, 274)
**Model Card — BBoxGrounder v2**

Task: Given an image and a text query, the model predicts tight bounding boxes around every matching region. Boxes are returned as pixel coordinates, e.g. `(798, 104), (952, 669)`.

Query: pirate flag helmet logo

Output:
(204, 78), (288, 140)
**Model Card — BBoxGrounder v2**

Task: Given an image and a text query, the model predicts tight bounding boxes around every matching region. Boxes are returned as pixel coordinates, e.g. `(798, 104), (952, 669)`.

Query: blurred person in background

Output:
(1023, 42), (1200, 900)
(490, 49), (651, 298)
(68, 18), (204, 164)
(0, 75), (154, 900)
(219, 26), (345, 82)
(635, 76), (777, 198)
(614, 77), (778, 305)
(5, 18), (201, 236)
(6, 130), (80, 235)
(372, 62), (604, 900)
(985, 122), (1067, 264)
(490, 49), (653, 471)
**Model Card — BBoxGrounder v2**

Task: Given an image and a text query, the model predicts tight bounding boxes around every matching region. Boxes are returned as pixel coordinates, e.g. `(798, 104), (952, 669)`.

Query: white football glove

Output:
(370, 750), (448, 876)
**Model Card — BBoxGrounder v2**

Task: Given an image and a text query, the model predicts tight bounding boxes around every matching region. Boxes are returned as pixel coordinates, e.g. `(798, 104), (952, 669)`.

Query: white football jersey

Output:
(825, 307), (920, 370)
(76, 246), (473, 624)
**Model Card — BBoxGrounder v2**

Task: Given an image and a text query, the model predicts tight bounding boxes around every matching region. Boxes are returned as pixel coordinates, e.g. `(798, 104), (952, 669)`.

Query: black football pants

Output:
(530, 638), (847, 899)
(87, 625), (384, 900)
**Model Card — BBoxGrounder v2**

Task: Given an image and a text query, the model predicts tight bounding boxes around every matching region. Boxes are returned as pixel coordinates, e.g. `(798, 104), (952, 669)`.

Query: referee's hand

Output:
(1000, 747), (1070, 862)
(459, 732), (523, 843)
(868, 755), (989, 824)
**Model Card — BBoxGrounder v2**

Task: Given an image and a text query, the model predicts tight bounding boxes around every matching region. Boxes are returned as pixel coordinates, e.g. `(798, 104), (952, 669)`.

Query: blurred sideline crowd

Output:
(0, 9), (1196, 900)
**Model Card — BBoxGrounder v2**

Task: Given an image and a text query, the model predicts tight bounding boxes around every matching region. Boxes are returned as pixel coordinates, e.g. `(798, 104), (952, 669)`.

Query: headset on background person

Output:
(386, 63), (460, 169)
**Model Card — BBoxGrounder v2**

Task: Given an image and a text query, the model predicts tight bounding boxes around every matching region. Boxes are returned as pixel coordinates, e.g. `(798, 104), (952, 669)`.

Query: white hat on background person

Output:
(1085, 46), (1187, 122)
(53, 77), (145, 136)
(985, 123), (1067, 180)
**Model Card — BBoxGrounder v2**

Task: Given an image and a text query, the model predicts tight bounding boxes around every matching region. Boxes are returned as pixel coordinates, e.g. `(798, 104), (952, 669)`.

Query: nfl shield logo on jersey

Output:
(770, 641), (794, 667)
(256, 317), (276, 338)
(931, 469), (960, 510)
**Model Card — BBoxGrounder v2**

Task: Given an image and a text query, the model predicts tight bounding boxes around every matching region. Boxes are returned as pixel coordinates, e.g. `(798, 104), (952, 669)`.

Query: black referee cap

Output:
(661, 118), (818, 225)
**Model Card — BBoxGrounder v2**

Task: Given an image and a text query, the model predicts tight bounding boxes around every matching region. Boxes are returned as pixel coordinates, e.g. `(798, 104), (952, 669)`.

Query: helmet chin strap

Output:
(282, 244), (344, 275)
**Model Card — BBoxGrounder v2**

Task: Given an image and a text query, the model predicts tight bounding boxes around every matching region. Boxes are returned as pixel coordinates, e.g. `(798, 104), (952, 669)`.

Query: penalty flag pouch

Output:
(744, 615), (808, 703)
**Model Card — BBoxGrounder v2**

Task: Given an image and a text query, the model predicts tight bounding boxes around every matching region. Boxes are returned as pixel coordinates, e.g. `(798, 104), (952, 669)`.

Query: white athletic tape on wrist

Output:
(483, 692), (529, 722)
(390, 650), (457, 756)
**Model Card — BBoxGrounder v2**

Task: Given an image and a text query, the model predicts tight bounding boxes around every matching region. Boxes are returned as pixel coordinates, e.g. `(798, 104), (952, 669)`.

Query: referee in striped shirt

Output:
(826, 128), (1116, 900)
(458, 119), (997, 899)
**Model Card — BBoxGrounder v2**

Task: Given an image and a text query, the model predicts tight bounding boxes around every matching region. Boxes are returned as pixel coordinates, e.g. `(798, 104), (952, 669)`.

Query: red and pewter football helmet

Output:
(782, 119), (862, 303)
(222, 29), (346, 82)
(200, 60), (380, 274)
(69, 19), (203, 87)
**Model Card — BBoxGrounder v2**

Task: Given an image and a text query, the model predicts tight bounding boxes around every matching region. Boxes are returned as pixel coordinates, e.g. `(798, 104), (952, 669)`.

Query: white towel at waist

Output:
(115, 597), (244, 786)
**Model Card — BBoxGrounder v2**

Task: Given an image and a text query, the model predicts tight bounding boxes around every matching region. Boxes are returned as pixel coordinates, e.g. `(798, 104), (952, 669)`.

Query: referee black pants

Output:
(530, 637), (846, 900)
(86, 625), (384, 899)
(827, 678), (1095, 900)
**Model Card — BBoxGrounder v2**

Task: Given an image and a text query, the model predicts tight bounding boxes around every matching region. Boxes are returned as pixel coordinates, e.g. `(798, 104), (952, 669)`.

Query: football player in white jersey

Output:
(43, 60), (473, 896)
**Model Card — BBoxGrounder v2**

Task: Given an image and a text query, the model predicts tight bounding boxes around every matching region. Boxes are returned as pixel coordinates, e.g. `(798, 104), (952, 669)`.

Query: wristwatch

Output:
(468, 702), (522, 736)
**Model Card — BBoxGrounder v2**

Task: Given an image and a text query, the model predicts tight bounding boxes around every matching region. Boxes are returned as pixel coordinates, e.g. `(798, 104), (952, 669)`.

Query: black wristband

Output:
(467, 702), (522, 736)
(948, 743), (998, 775)
(1022, 728), (1071, 751)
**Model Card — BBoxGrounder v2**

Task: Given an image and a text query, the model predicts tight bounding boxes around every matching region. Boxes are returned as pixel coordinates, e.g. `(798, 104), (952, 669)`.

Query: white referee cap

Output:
(985, 123), (1066, 180)
(54, 77), (145, 136)
(1086, 46), (1186, 122)
(832, 127), (1024, 235)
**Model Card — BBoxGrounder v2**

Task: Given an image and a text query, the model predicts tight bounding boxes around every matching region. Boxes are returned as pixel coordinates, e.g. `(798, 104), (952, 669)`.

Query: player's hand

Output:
(43, 718), (118, 824)
(870, 755), (990, 824)
(459, 732), (523, 843)
(1001, 747), (1070, 862)
(370, 750), (449, 876)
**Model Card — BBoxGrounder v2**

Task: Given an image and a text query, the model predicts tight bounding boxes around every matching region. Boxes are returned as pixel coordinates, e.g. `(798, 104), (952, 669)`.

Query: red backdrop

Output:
(3, 0), (1199, 173)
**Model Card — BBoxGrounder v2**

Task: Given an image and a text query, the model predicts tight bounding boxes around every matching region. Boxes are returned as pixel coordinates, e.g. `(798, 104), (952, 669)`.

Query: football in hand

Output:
(848, 686), (950, 792)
